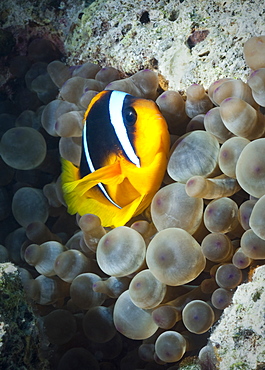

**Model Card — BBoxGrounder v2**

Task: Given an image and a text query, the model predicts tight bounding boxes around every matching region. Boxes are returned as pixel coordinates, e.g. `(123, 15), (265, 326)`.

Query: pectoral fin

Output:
(61, 158), (125, 217)
(61, 158), (124, 196)
(61, 158), (152, 227)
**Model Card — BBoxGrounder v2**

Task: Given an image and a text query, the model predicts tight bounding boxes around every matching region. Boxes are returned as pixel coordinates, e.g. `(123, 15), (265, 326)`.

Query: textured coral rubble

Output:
(0, 262), (50, 369)
(210, 265), (265, 370)
(65, 0), (265, 91)
(1, 25), (265, 370)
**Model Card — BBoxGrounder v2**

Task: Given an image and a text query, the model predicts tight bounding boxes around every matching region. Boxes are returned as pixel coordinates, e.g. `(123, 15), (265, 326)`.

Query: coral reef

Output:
(210, 265), (265, 370)
(1, 1), (265, 369)
(0, 263), (50, 369)
(65, 0), (265, 90)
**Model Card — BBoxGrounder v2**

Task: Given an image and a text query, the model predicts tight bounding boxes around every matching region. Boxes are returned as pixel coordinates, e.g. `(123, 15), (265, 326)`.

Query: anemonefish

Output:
(61, 89), (170, 228)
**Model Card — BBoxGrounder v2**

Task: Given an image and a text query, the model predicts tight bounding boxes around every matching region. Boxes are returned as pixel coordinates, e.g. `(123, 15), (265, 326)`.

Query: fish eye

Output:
(123, 107), (137, 126)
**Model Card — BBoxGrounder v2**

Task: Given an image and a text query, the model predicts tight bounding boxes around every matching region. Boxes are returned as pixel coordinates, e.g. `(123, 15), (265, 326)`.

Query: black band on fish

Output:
(109, 91), (140, 168)
(83, 122), (122, 209)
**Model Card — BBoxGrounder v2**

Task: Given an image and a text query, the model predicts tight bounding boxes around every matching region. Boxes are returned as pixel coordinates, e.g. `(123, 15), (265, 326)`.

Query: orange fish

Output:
(61, 90), (170, 228)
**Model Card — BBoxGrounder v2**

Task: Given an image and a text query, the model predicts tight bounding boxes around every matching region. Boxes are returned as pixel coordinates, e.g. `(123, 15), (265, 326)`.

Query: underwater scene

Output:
(0, 0), (265, 369)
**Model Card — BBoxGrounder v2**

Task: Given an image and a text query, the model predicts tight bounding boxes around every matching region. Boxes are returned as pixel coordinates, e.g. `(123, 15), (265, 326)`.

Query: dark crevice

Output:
(140, 11), (150, 24)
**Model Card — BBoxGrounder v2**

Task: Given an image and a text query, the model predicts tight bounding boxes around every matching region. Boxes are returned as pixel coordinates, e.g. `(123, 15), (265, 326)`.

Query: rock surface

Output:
(210, 265), (265, 370)
(65, 0), (265, 91)
(0, 263), (49, 369)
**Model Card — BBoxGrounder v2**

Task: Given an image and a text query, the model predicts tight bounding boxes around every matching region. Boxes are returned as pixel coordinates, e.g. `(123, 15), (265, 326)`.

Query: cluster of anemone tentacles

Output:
(1, 35), (265, 369)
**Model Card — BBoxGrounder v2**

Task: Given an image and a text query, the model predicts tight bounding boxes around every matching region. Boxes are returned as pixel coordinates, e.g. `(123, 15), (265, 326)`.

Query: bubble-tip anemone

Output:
(240, 229), (265, 259)
(185, 83), (213, 118)
(82, 305), (116, 343)
(247, 68), (265, 107)
(201, 233), (234, 262)
(204, 106), (233, 143)
(220, 97), (265, 140)
(151, 182), (203, 233)
(211, 79), (258, 108)
(5, 31), (265, 369)
(12, 187), (49, 228)
(128, 269), (167, 309)
(155, 331), (186, 363)
(182, 300), (215, 334)
(57, 348), (100, 370)
(24, 241), (65, 277)
(70, 272), (106, 310)
(211, 287), (233, 310)
(185, 174), (240, 199)
(54, 249), (91, 283)
(43, 309), (77, 345)
(78, 213), (106, 253)
(236, 138), (265, 198)
(215, 263), (243, 289)
(204, 197), (239, 233)
(218, 136), (250, 179)
(232, 247), (252, 269)
(113, 290), (158, 340)
(146, 228), (206, 286)
(243, 35), (265, 70)
(96, 226), (146, 277)
(156, 90), (189, 135)
(0, 127), (47, 170)
(249, 194), (265, 240)
(167, 130), (220, 183)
